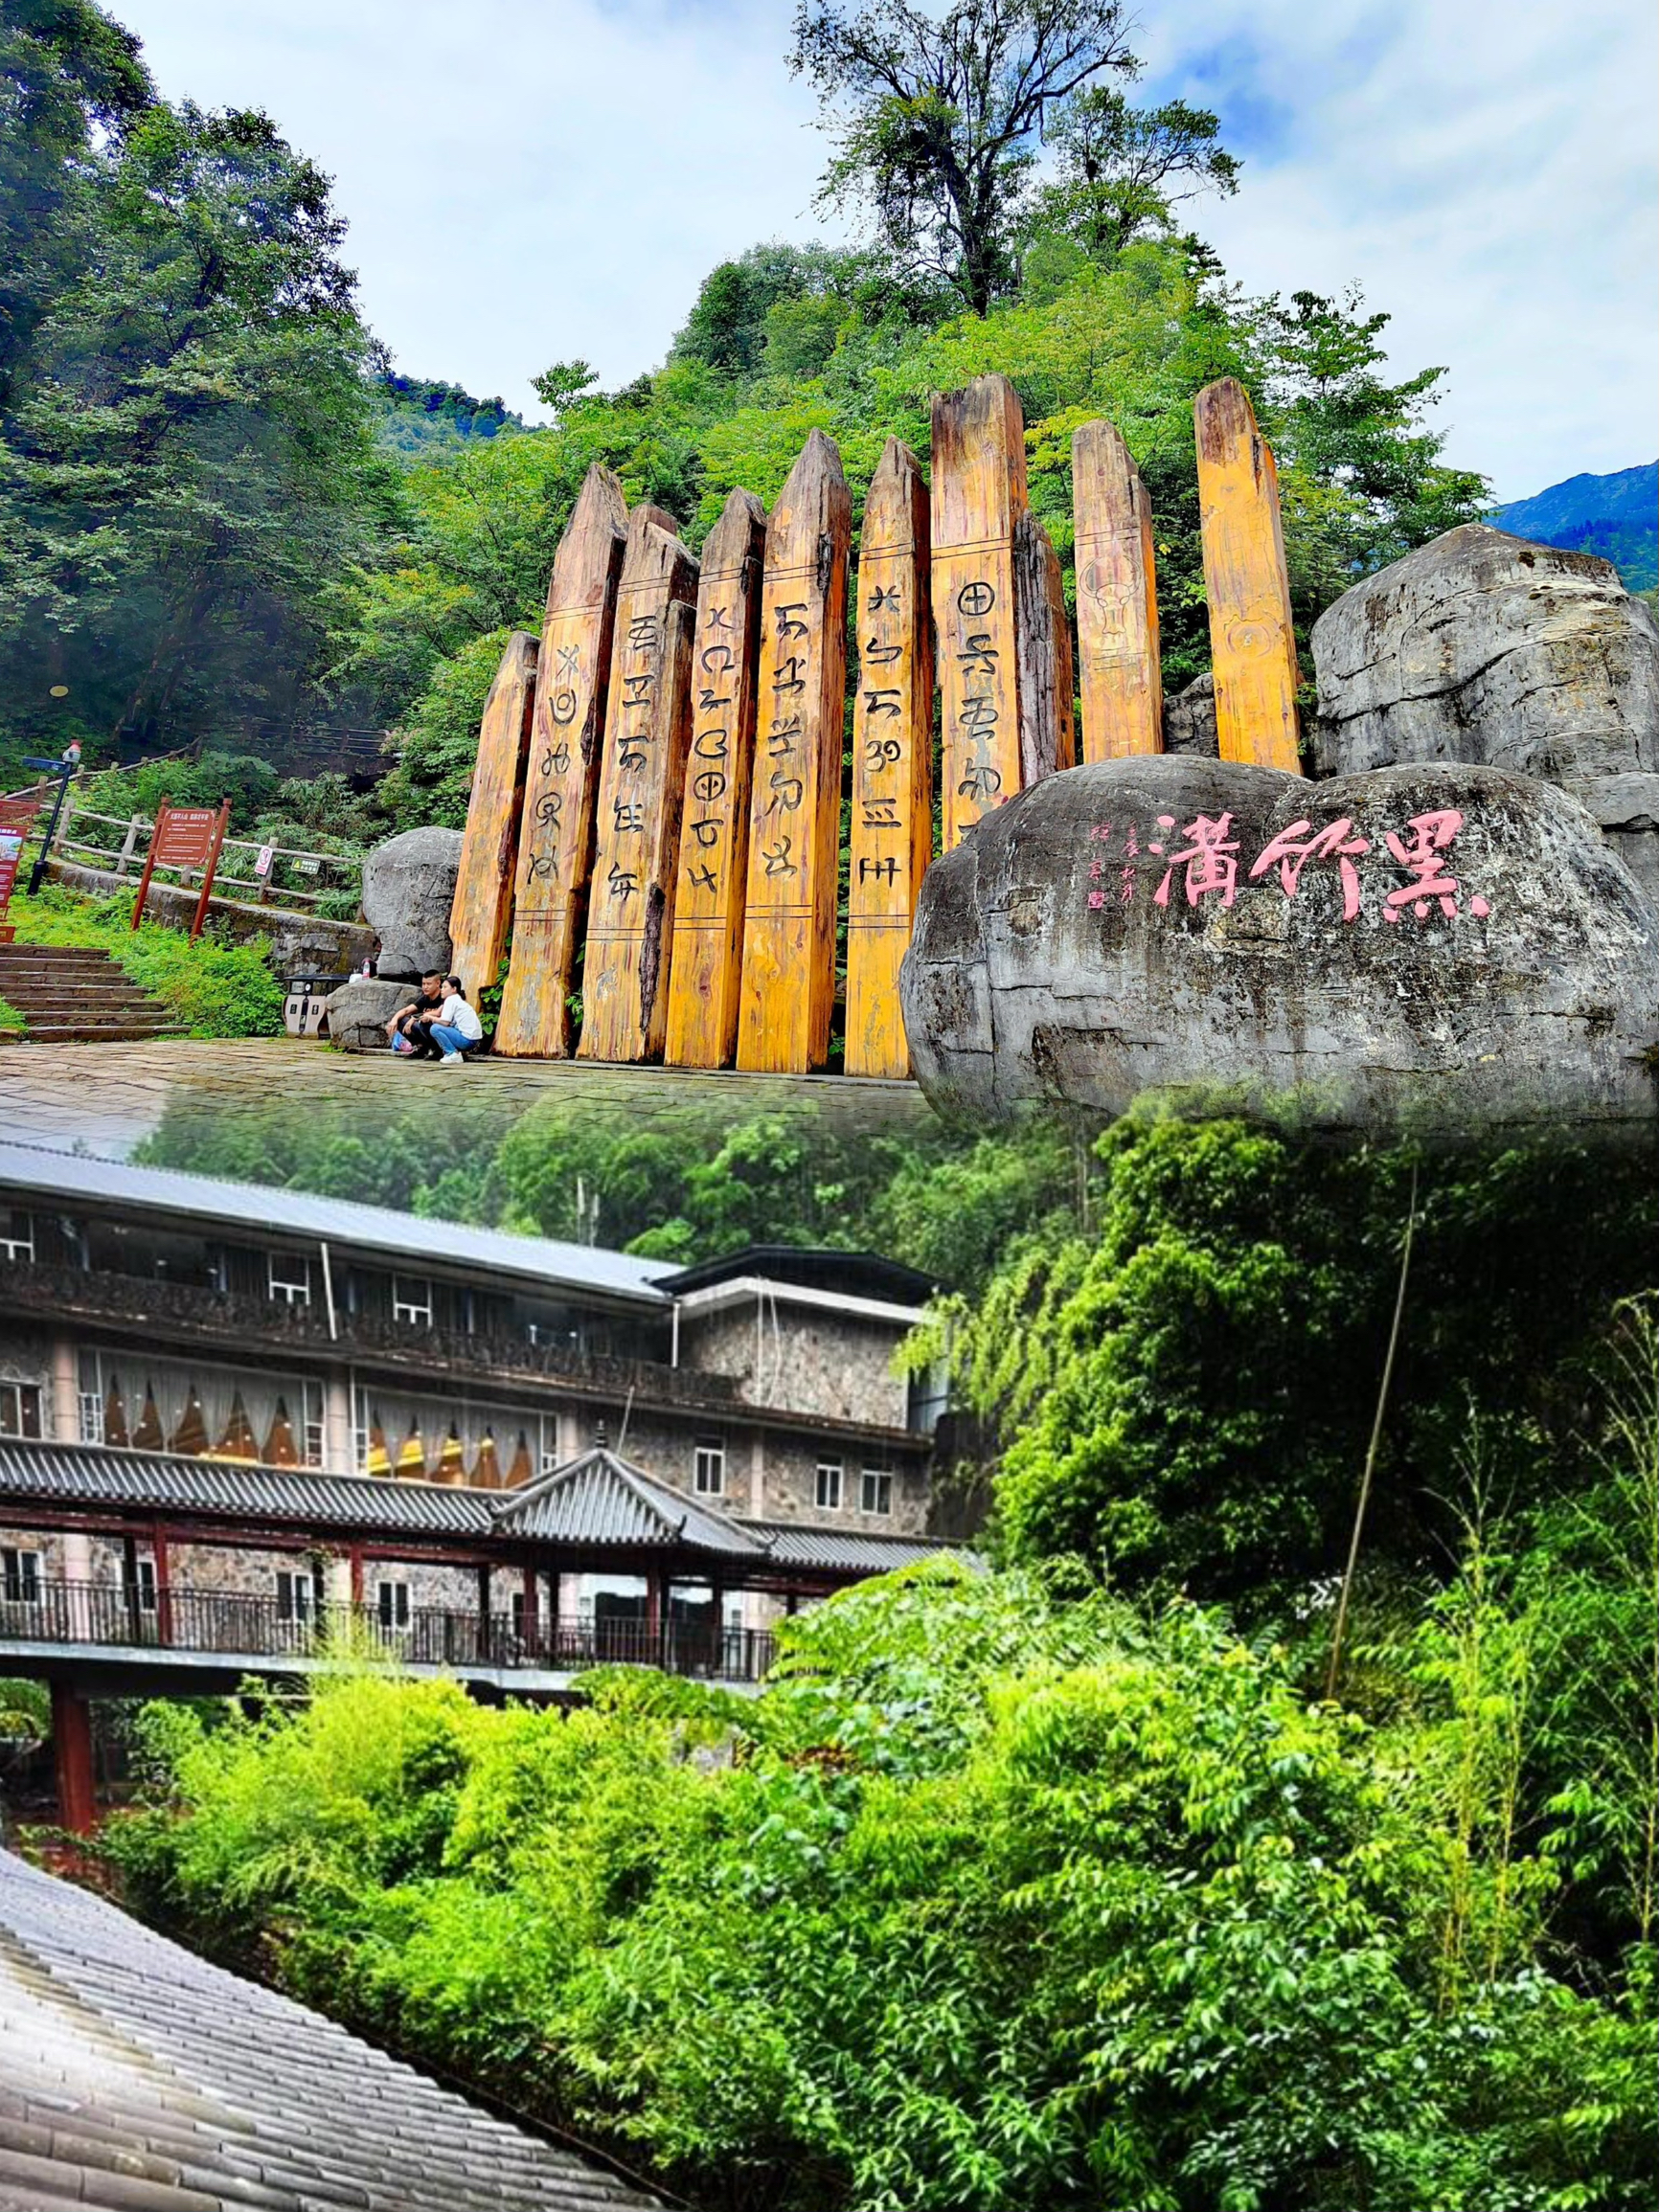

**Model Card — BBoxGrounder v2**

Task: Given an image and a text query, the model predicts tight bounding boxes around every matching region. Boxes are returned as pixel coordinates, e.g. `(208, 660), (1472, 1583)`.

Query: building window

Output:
(1, 1548), (41, 1604)
(275, 1569), (313, 1622)
(126, 1558), (157, 1614)
(693, 1435), (725, 1497)
(0, 1382), (42, 1439)
(76, 1350), (103, 1443)
(0, 1210), (34, 1263)
(859, 1467), (894, 1518)
(814, 1459), (843, 1511)
(392, 1275), (434, 1328)
(267, 1253), (312, 1308)
(376, 1579), (411, 1631)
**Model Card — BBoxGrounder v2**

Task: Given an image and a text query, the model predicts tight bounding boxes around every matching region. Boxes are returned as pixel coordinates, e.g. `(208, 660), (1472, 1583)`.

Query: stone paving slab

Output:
(0, 1036), (935, 1158)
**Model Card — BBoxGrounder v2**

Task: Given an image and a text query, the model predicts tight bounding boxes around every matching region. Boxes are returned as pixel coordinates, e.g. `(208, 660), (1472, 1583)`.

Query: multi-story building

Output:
(0, 1139), (955, 1637)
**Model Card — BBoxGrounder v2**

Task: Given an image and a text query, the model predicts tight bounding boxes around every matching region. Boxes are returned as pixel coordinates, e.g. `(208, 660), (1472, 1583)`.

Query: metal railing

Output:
(50, 792), (362, 913)
(0, 1581), (776, 1683)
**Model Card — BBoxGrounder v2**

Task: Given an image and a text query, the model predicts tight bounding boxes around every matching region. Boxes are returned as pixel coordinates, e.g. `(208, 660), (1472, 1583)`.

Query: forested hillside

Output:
(1490, 462), (1657, 592)
(1, 0), (1487, 805)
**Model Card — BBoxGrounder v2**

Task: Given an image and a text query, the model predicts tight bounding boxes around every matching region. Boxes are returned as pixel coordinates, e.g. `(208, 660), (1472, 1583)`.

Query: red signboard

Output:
(132, 797), (232, 937)
(0, 827), (24, 917)
(0, 797), (43, 833)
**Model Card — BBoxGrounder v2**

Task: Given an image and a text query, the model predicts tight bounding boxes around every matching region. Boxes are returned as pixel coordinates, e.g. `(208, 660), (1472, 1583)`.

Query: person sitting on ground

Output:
(385, 972), (445, 1057)
(430, 976), (484, 1065)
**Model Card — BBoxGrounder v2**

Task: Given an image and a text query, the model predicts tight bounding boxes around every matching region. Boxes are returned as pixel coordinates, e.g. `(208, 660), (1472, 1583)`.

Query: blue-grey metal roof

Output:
(0, 1848), (663, 2209)
(490, 1446), (769, 1557)
(0, 1139), (673, 1307)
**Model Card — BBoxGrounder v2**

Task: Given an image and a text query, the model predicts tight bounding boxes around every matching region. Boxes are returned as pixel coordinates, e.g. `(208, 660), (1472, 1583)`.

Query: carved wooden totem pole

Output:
(664, 488), (766, 1069)
(495, 464), (627, 1056)
(578, 506), (699, 1061)
(1073, 418), (1163, 758)
(1193, 377), (1302, 774)
(931, 374), (1028, 850)
(735, 429), (851, 1072)
(448, 628), (538, 995)
(846, 437), (933, 1079)
(1013, 509), (1076, 784)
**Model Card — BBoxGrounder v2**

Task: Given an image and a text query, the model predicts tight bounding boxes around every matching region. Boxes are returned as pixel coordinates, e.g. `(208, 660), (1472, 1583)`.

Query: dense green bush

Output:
(7, 884), (284, 1037)
(108, 1547), (1656, 2211)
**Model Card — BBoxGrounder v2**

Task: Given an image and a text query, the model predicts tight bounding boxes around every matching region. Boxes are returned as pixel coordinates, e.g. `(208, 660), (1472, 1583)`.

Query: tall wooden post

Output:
(1012, 510), (1076, 784)
(846, 437), (932, 1080)
(664, 488), (766, 1069)
(51, 1680), (97, 1835)
(577, 507), (700, 1062)
(449, 628), (538, 997)
(1073, 418), (1162, 758)
(735, 429), (851, 1073)
(496, 464), (628, 1057)
(931, 374), (1027, 850)
(1194, 377), (1302, 775)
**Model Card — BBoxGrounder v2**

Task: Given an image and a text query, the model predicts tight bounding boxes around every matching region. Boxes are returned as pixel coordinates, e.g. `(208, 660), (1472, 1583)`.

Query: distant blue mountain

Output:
(1489, 462), (1657, 592)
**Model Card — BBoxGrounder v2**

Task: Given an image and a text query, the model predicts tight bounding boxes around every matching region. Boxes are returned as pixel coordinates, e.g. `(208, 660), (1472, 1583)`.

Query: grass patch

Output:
(0, 993), (23, 1032)
(6, 885), (285, 1039)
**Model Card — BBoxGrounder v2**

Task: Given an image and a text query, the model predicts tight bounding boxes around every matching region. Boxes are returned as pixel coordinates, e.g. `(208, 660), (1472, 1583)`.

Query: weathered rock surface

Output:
(1311, 524), (1659, 902)
(361, 827), (464, 979)
(321, 979), (418, 1053)
(899, 755), (1659, 1134)
(1163, 672), (1217, 756)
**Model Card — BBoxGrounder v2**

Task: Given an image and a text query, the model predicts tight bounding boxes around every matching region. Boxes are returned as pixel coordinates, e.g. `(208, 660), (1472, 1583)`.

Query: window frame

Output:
(814, 1458), (844, 1511)
(0, 1380), (42, 1439)
(266, 1252), (313, 1308)
(391, 1274), (435, 1328)
(1, 1547), (42, 1605)
(274, 1568), (313, 1623)
(693, 1433), (726, 1498)
(859, 1467), (894, 1518)
(0, 1211), (34, 1263)
(375, 1578), (411, 1631)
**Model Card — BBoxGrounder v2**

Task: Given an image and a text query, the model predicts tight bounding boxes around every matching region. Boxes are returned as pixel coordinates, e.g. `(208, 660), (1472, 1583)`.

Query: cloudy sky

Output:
(113, 0), (1655, 500)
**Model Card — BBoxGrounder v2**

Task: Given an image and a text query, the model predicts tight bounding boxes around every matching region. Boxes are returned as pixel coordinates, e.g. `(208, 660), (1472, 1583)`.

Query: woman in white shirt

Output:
(430, 976), (484, 1064)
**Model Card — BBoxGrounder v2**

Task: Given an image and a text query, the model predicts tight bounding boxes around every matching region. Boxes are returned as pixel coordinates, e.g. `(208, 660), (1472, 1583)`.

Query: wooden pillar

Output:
(496, 463), (628, 1057)
(664, 488), (766, 1069)
(449, 629), (538, 997)
(348, 1544), (365, 1607)
(1193, 377), (1303, 775)
(151, 1526), (172, 1647)
(578, 507), (700, 1062)
(1073, 418), (1162, 759)
(476, 1564), (492, 1659)
(51, 1680), (96, 1835)
(121, 1533), (142, 1643)
(1013, 510), (1076, 783)
(846, 437), (932, 1079)
(519, 1564), (538, 1652)
(931, 374), (1027, 850)
(736, 430), (852, 1072)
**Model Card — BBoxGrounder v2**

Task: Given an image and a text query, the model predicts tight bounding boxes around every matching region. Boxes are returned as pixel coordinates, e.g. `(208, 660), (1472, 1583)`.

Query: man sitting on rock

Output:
(386, 973), (445, 1058)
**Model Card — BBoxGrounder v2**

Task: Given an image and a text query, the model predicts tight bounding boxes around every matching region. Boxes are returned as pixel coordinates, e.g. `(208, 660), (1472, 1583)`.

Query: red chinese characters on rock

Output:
(1081, 807), (1494, 924)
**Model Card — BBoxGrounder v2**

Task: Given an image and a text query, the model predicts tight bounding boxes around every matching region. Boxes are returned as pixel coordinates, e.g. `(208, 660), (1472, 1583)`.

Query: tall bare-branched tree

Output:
(789, 0), (1138, 314)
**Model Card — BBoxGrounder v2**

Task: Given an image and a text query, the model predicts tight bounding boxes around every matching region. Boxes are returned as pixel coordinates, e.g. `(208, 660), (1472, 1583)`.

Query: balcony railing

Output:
(0, 1582), (775, 1684)
(0, 1259), (737, 1411)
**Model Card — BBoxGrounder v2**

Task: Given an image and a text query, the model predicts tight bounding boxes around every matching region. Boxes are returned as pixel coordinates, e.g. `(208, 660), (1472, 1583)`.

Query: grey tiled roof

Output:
(0, 1436), (496, 1538)
(0, 1847), (663, 2209)
(490, 1445), (770, 1557)
(0, 1137), (673, 1306)
(745, 1522), (977, 1572)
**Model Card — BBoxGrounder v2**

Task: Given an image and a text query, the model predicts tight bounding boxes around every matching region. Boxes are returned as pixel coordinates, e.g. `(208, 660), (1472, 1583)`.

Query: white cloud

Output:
(112, 0), (1657, 498)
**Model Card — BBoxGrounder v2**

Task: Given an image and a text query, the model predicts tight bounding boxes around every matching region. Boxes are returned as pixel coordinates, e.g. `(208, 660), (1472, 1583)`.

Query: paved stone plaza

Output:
(0, 1035), (933, 1157)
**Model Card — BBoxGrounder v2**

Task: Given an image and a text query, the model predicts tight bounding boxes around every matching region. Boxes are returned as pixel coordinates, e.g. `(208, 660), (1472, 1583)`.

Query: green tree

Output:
(1024, 87), (1240, 259)
(789, 0), (1139, 313)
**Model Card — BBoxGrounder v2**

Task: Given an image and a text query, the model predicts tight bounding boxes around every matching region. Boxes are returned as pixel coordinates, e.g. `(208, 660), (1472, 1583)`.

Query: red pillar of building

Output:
(520, 1565), (538, 1656)
(51, 1680), (97, 1835)
(152, 1526), (173, 1647)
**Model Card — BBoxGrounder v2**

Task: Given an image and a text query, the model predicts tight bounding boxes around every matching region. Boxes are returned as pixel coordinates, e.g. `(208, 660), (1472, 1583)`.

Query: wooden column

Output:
(736, 430), (852, 1072)
(1194, 377), (1303, 774)
(1013, 510), (1076, 783)
(51, 1680), (96, 1835)
(496, 464), (628, 1057)
(151, 1526), (172, 1647)
(1073, 418), (1162, 758)
(449, 629), (538, 997)
(519, 1565), (538, 1651)
(664, 488), (766, 1069)
(931, 374), (1027, 849)
(578, 507), (700, 1061)
(846, 437), (932, 1080)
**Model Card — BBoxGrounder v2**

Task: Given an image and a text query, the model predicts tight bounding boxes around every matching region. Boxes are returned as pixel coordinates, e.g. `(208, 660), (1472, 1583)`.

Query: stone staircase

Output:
(0, 943), (185, 1045)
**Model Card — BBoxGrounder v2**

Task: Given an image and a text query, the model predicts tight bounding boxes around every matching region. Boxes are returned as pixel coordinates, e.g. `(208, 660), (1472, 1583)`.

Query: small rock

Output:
(899, 754), (1659, 1135)
(1163, 671), (1217, 756)
(361, 827), (464, 980)
(321, 979), (420, 1054)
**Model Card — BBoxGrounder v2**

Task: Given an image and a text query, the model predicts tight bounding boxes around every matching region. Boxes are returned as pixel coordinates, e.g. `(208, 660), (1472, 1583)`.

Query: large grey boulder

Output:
(361, 827), (464, 980)
(1162, 671), (1218, 756)
(1310, 524), (1659, 902)
(899, 755), (1659, 1136)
